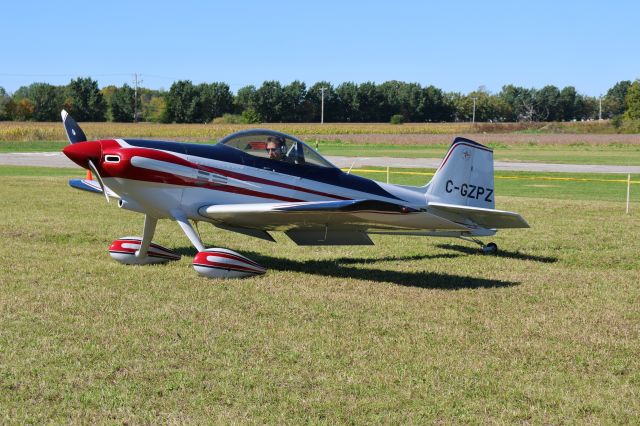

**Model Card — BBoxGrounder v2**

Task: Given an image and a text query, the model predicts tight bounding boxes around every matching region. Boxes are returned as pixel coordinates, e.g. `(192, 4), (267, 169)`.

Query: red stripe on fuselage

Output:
(101, 145), (350, 201)
(113, 167), (303, 202)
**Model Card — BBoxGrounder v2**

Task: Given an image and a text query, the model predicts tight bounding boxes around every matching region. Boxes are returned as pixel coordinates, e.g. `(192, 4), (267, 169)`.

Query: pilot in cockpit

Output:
(266, 136), (287, 161)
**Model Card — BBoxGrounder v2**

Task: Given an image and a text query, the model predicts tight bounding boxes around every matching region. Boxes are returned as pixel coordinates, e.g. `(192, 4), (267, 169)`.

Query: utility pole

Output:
(133, 73), (142, 123)
(472, 97), (477, 125)
(599, 95), (602, 120)
(320, 87), (326, 124)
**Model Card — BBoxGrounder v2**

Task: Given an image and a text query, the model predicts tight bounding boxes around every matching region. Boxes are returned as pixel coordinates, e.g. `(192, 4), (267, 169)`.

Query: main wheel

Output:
(482, 242), (498, 254)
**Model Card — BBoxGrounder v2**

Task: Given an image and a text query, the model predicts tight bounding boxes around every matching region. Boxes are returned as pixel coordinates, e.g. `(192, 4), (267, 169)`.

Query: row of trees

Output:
(165, 79), (639, 123)
(0, 78), (108, 122)
(1, 77), (639, 124)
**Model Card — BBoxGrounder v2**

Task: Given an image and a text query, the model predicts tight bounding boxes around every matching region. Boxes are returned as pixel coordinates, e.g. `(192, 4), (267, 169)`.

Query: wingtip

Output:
(61, 109), (68, 121)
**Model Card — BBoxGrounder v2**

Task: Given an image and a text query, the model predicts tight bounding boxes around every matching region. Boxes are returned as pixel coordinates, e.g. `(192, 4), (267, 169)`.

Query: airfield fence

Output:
(344, 167), (639, 212)
(345, 168), (640, 185)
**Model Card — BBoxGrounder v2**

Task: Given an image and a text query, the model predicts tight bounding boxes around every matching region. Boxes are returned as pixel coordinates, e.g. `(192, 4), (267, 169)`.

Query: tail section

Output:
(425, 137), (494, 209)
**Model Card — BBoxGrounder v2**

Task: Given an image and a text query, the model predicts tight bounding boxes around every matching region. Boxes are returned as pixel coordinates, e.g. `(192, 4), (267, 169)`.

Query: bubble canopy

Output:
(218, 129), (336, 169)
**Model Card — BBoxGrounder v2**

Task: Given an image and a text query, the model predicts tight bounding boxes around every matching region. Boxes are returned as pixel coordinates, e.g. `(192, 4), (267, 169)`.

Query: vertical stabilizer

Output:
(426, 137), (495, 209)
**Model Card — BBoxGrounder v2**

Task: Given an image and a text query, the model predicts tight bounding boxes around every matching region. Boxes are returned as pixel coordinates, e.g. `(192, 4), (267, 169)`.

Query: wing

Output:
(200, 199), (414, 246)
(199, 199), (419, 231)
(198, 199), (471, 245)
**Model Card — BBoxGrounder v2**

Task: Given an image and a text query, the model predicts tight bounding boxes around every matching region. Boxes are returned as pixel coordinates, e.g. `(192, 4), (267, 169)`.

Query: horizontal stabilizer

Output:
(69, 179), (119, 199)
(428, 202), (529, 229)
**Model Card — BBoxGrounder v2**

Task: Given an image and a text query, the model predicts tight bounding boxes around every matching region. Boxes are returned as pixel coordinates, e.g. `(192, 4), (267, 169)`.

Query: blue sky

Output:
(1, 0), (638, 96)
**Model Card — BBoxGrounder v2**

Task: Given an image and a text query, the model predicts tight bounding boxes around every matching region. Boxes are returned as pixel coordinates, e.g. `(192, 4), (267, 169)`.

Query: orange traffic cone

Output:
(86, 170), (93, 180)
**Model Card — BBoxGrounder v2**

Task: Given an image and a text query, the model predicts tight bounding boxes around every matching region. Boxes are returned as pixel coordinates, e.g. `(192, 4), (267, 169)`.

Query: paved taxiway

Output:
(1, 152), (639, 174)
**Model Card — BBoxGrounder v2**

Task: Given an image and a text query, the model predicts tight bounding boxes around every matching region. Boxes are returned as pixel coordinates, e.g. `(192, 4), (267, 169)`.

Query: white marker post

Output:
(347, 160), (356, 175)
(626, 174), (631, 214)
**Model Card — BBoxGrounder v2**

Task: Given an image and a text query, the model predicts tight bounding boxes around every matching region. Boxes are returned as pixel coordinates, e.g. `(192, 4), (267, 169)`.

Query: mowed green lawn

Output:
(316, 143), (640, 166)
(1, 166), (639, 423)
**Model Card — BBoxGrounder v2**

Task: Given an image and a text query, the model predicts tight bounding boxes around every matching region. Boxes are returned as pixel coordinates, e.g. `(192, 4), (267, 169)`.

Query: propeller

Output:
(60, 110), (111, 203)
(61, 110), (87, 144)
(87, 159), (110, 203)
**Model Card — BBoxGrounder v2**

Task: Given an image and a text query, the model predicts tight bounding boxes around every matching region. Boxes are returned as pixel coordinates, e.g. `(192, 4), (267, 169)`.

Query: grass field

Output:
(1, 166), (639, 423)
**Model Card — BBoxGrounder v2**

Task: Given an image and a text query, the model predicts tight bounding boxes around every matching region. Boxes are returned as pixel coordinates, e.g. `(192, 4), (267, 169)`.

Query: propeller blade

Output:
(87, 159), (110, 203)
(61, 110), (87, 144)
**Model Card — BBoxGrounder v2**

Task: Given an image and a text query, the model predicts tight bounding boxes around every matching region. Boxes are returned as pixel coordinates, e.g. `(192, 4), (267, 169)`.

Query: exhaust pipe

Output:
(118, 198), (147, 214)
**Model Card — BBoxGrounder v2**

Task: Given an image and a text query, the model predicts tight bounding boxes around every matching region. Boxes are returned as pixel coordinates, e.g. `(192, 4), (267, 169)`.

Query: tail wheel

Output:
(482, 242), (498, 254)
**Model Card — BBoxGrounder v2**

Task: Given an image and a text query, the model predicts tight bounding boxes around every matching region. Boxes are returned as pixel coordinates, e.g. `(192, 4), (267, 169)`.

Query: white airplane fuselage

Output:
(67, 137), (460, 233)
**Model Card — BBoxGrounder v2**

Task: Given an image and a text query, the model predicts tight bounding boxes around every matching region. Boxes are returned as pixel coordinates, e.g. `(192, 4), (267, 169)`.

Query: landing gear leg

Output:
(459, 236), (498, 254)
(170, 210), (267, 279)
(172, 212), (205, 252)
(108, 215), (181, 264)
(136, 215), (157, 259)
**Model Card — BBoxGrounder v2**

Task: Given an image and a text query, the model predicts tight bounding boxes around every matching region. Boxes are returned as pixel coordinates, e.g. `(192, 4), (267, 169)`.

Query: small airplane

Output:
(60, 110), (529, 278)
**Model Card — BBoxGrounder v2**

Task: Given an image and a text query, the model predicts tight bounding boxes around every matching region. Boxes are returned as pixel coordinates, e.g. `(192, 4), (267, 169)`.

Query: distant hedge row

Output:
(1, 77), (639, 125)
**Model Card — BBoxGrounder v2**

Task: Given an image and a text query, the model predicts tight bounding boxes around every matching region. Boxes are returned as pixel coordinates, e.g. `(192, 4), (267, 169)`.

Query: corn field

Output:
(0, 120), (618, 142)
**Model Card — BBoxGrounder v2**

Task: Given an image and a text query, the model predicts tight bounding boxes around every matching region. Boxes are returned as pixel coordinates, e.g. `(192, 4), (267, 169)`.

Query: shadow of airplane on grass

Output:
(248, 253), (518, 290)
(330, 253), (461, 265)
(233, 251), (517, 290)
(436, 244), (558, 263)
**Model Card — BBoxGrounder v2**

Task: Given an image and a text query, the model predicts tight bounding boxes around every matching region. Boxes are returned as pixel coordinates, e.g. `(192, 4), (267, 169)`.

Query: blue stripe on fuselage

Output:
(124, 139), (403, 201)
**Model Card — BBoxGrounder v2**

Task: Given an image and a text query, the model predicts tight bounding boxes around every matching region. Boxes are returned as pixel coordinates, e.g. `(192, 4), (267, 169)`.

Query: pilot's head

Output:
(266, 136), (285, 160)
